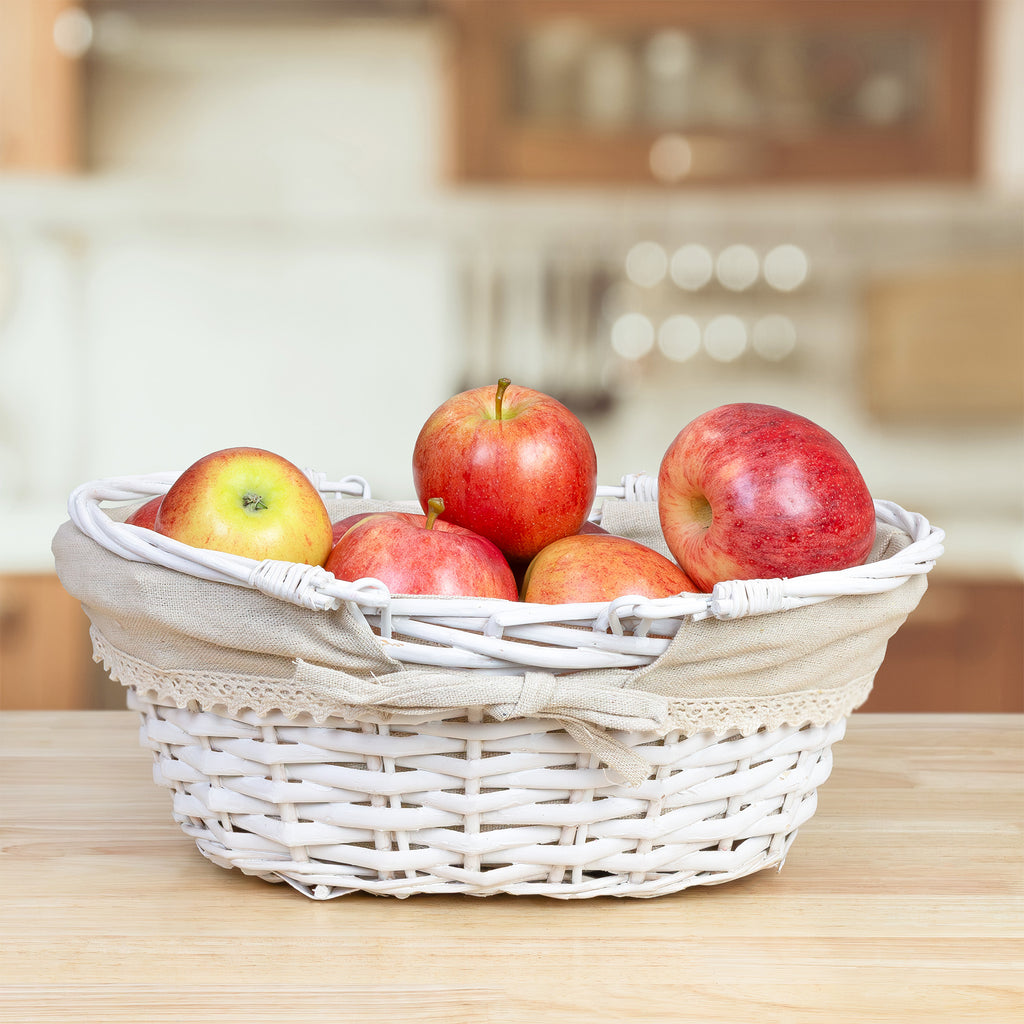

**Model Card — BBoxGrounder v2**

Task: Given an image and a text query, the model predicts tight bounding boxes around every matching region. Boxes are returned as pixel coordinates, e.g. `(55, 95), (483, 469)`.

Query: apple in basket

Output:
(412, 378), (598, 563)
(155, 447), (334, 565)
(125, 495), (162, 530)
(331, 512), (373, 547)
(657, 403), (876, 591)
(521, 533), (700, 604)
(325, 498), (519, 600)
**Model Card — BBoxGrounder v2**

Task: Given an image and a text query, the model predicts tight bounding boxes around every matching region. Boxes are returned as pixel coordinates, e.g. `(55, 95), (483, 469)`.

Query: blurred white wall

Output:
(0, 14), (459, 563)
(0, 6), (1021, 574)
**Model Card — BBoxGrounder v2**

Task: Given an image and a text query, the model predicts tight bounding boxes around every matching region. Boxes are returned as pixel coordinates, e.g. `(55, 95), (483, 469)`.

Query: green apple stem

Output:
(425, 497), (445, 530)
(495, 377), (511, 419)
(242, 492), (268, 512)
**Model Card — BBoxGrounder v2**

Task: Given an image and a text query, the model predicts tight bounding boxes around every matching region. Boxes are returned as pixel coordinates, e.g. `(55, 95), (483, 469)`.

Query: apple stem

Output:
(495, 377), (511, 419)
(425, 497), (445, 530)
(242, 492), (268, 512)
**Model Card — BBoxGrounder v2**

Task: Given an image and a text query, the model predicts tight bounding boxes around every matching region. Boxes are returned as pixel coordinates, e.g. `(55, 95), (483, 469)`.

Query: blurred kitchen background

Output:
(0, 0), (1021, 712)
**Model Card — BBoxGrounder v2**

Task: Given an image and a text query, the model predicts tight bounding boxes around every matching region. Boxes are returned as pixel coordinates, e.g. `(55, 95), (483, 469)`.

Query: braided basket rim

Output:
(66, 470), (944, 634)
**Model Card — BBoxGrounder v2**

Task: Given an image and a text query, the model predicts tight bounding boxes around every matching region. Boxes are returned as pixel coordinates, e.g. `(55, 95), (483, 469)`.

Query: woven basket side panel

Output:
(132, 691), (842, 898)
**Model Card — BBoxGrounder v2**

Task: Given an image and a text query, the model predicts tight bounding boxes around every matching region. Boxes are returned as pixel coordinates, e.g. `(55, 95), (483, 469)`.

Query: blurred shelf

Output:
(442, 0), (982, 186)
(0, 174), (1020, 236)
(0, 570), (118, 710)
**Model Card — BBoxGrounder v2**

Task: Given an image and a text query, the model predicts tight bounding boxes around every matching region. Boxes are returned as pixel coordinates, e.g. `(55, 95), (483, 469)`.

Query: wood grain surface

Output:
(1, 712), (1021, 1024)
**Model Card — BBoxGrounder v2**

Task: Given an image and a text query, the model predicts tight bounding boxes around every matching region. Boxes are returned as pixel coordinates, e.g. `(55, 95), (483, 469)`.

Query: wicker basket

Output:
(62, 471), (944, 900)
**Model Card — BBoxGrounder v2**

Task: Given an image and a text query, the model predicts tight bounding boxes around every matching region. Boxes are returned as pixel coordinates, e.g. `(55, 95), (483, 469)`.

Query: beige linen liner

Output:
(52, 498), (926, 784)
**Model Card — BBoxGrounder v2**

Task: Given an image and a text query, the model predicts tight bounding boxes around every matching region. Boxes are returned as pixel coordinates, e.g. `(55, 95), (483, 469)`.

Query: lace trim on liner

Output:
(91, 627), (872, 738)
(664, 677), (873, 737)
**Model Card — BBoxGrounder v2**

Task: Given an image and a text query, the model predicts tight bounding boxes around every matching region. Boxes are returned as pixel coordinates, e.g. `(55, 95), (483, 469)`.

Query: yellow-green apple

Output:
(412, 378), (598, 562)
(125, 495), (162, 530)
(657, 403), (876, 590)
(325, 498), (518, 599)
(521, 533), (699, 604)
(155, 447), (333, 565)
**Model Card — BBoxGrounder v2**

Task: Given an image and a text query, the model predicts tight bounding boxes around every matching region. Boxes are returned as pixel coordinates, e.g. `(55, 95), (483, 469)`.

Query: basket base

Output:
(198, 836), (800, 900)
(129, 688), (843, 899)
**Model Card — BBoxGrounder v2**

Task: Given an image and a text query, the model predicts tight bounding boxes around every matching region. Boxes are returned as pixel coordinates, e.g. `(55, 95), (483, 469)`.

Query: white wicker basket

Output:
(65, 471), (943, 900)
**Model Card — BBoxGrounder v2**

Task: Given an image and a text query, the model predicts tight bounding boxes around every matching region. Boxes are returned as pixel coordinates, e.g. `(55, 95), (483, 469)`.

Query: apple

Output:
(412, 378), (598, 562)
(331, 512), (373, 547)
(155, 446), (334, 565)
(125, 495), (162, 530)
(508, 519), (609, 590)
(657, 403), (876, 591)
(325, 497), (518, 600)
(521, 533), (699, 604)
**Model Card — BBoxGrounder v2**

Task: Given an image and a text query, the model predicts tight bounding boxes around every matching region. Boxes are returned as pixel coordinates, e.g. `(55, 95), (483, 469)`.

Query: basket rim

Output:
(65, 469), (945, 625)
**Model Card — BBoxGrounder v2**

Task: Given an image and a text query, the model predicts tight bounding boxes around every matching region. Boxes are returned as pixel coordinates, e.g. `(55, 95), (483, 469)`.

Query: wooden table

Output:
(1, 712), (1021, 1024)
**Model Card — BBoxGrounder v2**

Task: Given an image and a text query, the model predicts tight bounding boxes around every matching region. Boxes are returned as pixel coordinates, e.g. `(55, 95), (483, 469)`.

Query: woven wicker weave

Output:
(129, 690), (843, 899)
(63, 470), (943, 899)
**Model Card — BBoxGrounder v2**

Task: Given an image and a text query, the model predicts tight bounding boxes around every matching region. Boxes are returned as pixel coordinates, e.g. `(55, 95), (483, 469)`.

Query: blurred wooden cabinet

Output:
(442, 0), (982, 185)
(0, 573), (118, 710)
(864, 576), (1023, 713)
(0, 0), (83, 172)
(863, 260), (1024, 424)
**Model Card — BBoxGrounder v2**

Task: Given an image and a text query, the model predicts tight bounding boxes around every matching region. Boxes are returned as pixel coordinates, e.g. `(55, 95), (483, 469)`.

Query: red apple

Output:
(325, 497), (518, 600)
(155, 447), (333, 565)
(657, 403), (876, 591)
(412, 378), (598, 562)
(125, 495), (162, 530)
(331, 512), (373, 547)
(508, 521), (608, 591)
(521, 533), (699, 604)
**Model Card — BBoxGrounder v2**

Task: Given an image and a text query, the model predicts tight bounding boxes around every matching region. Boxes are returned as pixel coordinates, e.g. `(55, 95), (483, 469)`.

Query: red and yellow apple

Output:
(412, 378), (598, 563)
(657, 403), (876, 590)
(521, 533), (699, 604)
(155, 447), (333, 565)
(325, 497), (518, 600)
(331, 512), (373, 547)
(125, 495), (162, 530)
